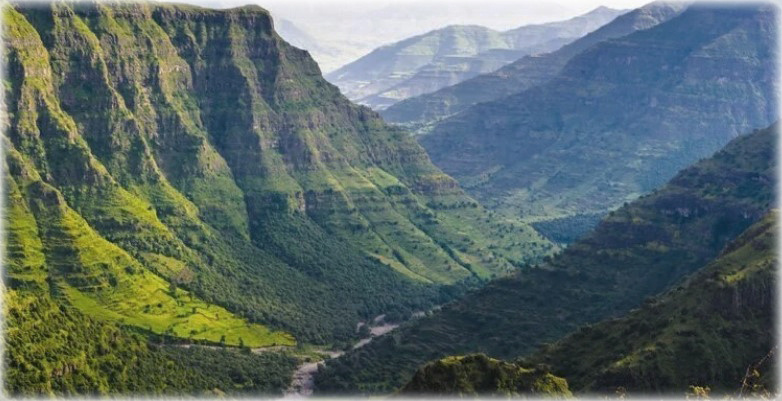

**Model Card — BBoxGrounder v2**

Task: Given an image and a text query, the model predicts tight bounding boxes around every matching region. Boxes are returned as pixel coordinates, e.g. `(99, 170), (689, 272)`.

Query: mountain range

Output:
(416, 3), (776, 240)
(265, 0), (596, 73)
(381, 1), (686, 130)
(326, 7), (625, 110)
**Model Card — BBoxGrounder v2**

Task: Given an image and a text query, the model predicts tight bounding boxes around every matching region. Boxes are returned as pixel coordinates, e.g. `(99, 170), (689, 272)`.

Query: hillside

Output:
(326, 7), (624, 110)
(398, 211), (778, 397)
(381, 1), (686, 129)
(4, 286), (298, 396)
(3, 2), (553, 393)
(524, 211), (777, 395)
(417, 4), (776, 232)
(314, 124), (777, 394)
(400, 354), (571, 397)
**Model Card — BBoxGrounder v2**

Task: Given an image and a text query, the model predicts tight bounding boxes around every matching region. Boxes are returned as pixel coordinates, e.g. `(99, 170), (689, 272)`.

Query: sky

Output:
(170, 0), (656, 71)
(180, 0), (652, 29)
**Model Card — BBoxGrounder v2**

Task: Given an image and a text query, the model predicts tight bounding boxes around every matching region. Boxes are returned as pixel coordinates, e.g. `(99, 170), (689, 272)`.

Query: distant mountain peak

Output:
(326, 6), (625, 110)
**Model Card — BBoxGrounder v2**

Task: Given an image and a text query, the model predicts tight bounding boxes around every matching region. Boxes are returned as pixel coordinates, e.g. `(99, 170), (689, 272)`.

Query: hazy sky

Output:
(182, 0), (653, 29)
(172, 0), (659, 71)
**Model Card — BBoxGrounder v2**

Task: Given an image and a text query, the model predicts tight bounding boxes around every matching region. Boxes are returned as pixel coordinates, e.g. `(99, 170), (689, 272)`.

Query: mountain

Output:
(418, 4), (777, 229)
(262, 0), (587, 73)
(3, 2), (553, 393)
(326, 7), (625, 110)
(523, 210), (777, 395)
(400, 353), (571, 397)
(381, 1), (686, 129)
(314, 124), (777, 394)
(399, 210), (777, 397)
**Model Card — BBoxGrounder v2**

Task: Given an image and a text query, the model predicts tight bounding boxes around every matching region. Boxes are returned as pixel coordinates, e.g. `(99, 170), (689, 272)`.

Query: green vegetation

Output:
(4, 289), (298, 396)
(524, 211), (777, 395)
(314, 124), (777, 394)
(401, 354), (571, 397)
(398, 210), (777, 397)
(530, 212), (605, 245)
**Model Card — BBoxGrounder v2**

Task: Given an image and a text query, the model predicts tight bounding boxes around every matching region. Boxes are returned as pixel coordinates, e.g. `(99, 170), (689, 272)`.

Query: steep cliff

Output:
(3, 2), (552, 394)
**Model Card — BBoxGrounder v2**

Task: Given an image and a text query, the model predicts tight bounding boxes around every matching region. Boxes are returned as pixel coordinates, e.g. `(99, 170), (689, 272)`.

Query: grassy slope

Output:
(525, 211), (777, 395)
(314, 124), (776, 394)
(5, 151), (297, 395)
(4, 288), (298, 396)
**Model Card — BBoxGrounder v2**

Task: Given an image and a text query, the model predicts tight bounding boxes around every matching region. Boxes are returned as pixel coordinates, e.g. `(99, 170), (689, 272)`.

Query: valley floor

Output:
(286, 315), (402, 397)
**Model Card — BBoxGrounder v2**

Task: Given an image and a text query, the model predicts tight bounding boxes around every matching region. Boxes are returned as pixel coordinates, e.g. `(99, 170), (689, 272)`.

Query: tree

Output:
(169, 279), (178, 297)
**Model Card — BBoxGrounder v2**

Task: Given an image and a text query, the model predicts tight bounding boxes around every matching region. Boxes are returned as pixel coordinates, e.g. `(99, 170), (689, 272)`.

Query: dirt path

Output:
(159, 342), (294, 354)
(283, 315), (401, 398)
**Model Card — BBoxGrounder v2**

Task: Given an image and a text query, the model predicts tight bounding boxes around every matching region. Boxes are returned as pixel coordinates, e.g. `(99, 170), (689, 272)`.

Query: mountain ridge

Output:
(523, 210), (777, 394)
(381, 1), (687, 128)
(418, 4), (776, 225)
(326, 7), (626, 109)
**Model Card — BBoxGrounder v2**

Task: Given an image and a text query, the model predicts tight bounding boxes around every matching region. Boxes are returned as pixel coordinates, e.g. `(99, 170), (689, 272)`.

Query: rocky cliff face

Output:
(4, 0), (552, 359)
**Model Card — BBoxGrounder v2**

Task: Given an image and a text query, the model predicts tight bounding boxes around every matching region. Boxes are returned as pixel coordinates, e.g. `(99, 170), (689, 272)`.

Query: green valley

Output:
(2, 1), (778, 398)
(314, 124), (777, 394)
(397, 210), (777, 396)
